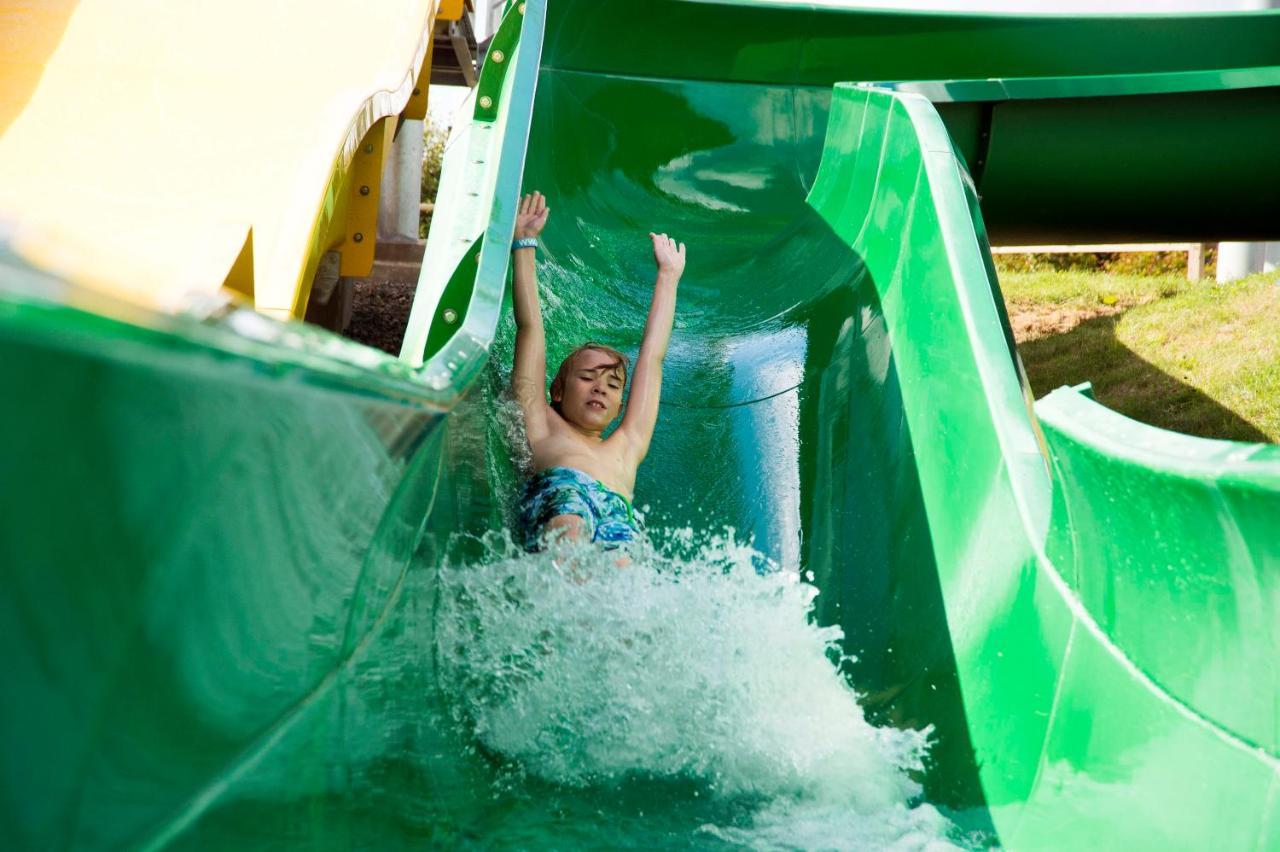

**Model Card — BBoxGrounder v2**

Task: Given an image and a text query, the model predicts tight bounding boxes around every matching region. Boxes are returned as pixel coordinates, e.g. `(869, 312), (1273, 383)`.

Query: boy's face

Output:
(555, 349), (625, 431)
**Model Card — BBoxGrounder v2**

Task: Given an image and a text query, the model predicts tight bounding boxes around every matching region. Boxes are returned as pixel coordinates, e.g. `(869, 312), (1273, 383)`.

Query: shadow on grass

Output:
(1018, 312), (1269, 443)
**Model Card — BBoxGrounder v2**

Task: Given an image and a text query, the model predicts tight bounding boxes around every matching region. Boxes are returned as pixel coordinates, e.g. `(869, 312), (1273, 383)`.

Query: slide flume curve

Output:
(1, 0), (1277, 847)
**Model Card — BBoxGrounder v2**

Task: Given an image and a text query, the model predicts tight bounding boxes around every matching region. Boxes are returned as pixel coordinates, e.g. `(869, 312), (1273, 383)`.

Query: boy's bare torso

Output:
(530, 421), (636, 498)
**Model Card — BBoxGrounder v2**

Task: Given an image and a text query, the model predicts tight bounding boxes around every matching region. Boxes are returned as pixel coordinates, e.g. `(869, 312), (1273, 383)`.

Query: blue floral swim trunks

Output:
(517, 466), (645, 551)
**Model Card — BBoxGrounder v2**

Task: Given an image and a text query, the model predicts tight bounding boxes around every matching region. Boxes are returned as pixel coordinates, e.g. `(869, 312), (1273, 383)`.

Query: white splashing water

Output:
(437, 532), (963, 850)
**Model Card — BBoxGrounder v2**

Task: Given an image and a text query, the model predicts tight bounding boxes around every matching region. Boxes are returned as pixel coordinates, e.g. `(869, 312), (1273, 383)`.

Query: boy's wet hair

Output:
(549, 343), (629, 411)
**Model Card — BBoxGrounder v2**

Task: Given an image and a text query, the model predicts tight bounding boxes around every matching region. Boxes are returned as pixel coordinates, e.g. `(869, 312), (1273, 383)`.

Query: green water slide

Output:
(3, 0), (1279, 848)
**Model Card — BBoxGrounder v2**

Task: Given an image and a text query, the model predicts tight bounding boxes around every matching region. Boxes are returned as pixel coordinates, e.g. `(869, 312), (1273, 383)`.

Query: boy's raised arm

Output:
(511, 192), (551, 441)
(616, 232), (684, 463)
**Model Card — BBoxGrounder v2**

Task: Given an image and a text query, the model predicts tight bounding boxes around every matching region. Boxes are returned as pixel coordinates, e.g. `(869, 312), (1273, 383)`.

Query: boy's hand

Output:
(649, 232), (686, 278)
(515, 191), (550, 239)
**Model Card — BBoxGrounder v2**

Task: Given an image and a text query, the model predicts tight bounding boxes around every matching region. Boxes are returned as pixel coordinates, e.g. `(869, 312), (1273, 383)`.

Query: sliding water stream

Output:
(434, 528), (966, 850)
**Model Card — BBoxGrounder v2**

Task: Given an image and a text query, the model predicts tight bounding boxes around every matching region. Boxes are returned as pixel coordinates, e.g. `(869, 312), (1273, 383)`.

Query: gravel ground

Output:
(346, 278), (416, 355)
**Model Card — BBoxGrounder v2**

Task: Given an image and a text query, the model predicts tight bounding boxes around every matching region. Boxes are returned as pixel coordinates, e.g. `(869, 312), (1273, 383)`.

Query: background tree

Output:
(419, 121), (447, 239)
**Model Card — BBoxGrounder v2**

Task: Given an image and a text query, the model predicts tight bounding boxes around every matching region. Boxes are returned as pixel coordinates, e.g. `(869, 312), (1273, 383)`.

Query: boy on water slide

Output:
(508, 191), (685, 552)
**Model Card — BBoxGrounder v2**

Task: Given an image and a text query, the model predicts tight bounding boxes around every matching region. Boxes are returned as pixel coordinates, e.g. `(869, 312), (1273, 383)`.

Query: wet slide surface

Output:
(2, 0), (1278, 848)
(416, 0), (1280, 845)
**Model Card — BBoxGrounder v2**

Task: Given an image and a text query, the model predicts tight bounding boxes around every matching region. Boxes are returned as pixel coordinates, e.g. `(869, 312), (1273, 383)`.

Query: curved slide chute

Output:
(1, 0), (1277, 847)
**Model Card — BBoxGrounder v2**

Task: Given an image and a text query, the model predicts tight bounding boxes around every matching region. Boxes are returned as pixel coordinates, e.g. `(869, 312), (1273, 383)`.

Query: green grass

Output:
(1000, 270), (1280, 443)
(999, 269), (1189, 310)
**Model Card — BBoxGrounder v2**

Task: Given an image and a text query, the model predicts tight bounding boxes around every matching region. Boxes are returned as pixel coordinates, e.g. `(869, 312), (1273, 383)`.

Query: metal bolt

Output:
(353, 232), (364, 243)
(518, 2), (525, 13)
(491, 50), (505, 63)
(412, 87), (421, 96)
(475, 253), (481, 264)
(443, 308), (459, 324)
(479, 95), (493, 109)
(359, 185), (370, 196)
(363, 143), (374, 154)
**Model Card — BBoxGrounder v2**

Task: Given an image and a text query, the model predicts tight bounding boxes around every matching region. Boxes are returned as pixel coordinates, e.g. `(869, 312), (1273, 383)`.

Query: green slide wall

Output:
(807, 82), (1278, 849)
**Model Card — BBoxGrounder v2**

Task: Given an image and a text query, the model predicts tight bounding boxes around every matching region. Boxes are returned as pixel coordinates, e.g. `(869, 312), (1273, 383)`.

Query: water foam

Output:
(437, 532), (963, 849)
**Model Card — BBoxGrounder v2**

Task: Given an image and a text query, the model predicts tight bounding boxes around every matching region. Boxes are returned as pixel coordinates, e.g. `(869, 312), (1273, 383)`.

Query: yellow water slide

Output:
(0, 0), (464, 319)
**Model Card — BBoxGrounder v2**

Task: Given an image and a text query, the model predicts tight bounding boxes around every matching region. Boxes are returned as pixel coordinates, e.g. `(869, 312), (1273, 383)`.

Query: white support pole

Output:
(1217, 242), (1258, 283)
(377, 119), (425, 242)
(394, 118), (425, 240)
(1214, 0), (1280, 283)
(1265, 242), (1280, 274)
(1217, 242), (1280, 283)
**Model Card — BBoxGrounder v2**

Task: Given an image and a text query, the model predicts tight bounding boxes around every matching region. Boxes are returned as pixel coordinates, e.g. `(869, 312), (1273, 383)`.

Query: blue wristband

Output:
(512, 237), (538, 251)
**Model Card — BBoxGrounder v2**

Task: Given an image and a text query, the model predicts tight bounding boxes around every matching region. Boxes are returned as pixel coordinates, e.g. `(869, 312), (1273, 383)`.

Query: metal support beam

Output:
(448, 21), (477, 87)
(1186, 243), (1205, 281)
